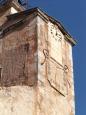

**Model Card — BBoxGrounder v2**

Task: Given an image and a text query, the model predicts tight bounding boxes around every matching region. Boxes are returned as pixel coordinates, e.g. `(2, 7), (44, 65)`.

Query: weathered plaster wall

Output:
(37, 16), (75, 115)
(0, 14), (75, 115)
(0, 15), (38, 115)
(64, 41), (75, 115)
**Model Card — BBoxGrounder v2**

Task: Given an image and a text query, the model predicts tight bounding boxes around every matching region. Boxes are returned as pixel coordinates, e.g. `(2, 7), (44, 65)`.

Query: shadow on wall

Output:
(0, 43), (38, 87)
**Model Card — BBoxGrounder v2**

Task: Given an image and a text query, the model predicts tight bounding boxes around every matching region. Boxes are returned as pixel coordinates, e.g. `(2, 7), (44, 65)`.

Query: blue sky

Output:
(29, 0), (85, 115)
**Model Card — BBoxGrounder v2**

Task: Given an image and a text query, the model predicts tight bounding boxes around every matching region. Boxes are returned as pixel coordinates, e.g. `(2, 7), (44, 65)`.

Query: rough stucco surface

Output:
(0, 12), (75, 115)
(0, 14), (38, 115)
(37, 16), (75, 115)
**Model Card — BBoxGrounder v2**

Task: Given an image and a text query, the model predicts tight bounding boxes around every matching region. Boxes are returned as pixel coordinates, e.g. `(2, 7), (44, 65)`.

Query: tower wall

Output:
(0, 14), (38, 115)
(37, 16), (75, 115)
(0, 11), (75, 115)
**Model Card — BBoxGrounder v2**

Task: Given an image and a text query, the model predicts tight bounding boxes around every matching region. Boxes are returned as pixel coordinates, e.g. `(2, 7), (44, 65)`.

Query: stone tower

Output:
(0, 0), (76, 115)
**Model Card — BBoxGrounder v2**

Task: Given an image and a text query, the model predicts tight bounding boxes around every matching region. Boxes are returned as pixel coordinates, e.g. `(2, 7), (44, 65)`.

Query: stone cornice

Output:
(0, 7), (76, 46)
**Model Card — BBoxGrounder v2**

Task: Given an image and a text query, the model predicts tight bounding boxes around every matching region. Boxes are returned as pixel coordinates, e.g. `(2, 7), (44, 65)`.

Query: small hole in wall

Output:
(24, 43), (29, 53)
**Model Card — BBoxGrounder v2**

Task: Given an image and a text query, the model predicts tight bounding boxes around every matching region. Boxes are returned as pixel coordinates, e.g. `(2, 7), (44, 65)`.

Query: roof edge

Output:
(0, 7), (77, 46)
